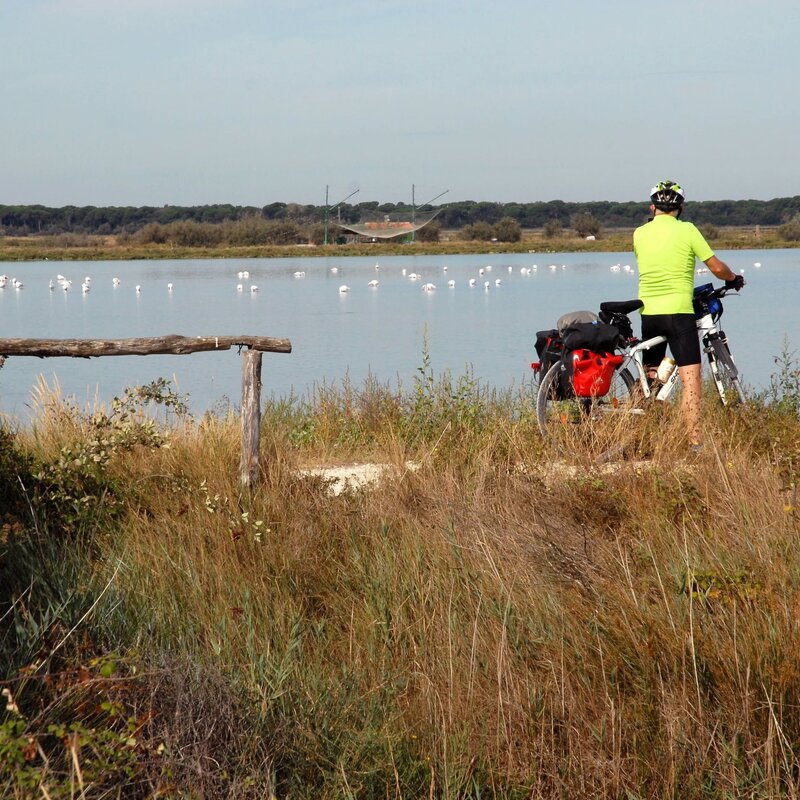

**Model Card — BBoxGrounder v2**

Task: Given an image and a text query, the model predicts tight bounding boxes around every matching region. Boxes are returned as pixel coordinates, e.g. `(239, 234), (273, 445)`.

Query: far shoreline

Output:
(0, 227), (795, 263)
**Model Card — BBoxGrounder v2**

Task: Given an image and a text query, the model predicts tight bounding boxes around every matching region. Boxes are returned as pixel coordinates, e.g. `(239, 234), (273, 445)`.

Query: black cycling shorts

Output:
(641, 313), (701, 367)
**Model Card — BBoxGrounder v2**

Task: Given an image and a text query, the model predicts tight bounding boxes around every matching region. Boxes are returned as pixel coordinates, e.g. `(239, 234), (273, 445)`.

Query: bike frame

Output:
(620, 310), (727, 402)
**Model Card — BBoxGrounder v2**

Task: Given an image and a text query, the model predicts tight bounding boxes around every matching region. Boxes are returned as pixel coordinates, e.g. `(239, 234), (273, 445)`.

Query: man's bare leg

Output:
(678, 363), (703, 446)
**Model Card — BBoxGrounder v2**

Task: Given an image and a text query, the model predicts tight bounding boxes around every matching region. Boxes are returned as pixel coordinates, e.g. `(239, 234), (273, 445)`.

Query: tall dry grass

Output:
(1, 367), (799, 798)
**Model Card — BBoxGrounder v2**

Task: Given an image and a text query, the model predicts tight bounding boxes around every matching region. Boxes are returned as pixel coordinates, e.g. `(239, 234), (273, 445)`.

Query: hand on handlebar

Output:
(725, 274), (745, 291)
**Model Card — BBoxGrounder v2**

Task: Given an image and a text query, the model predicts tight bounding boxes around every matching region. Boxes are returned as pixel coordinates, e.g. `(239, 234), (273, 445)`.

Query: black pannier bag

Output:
(533, 328), (573, 399)
(561, 321), (621, 354)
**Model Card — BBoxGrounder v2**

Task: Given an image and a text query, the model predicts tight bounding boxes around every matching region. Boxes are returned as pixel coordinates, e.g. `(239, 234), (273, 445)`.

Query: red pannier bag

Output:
(570, 349), (624, 397)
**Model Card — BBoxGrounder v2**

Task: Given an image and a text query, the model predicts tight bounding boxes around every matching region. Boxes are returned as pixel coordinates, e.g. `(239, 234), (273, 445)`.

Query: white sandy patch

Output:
(297, 461), (420, 496)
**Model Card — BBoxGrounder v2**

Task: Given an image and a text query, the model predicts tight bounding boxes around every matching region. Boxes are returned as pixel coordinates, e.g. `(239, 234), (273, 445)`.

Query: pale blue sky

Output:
(2, 0), (798, 206)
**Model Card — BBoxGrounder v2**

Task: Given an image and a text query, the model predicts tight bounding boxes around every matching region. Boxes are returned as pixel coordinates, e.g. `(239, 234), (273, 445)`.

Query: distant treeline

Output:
(2, 197), (800, 236)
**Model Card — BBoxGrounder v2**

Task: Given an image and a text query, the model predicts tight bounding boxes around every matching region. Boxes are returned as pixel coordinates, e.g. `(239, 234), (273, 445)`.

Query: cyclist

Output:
(633, 180), (745, 449)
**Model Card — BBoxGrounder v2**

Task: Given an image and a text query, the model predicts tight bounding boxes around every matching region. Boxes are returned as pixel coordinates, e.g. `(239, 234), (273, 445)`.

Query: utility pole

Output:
(411, 186), (450, 242)
(324, 185), (329, 245)
(411, 184), (416, 241)
(324, 185), (360, 245)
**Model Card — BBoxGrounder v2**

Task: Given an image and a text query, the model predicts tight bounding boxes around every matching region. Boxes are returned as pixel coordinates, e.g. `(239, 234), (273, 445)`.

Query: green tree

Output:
(262, 202), (287, 219)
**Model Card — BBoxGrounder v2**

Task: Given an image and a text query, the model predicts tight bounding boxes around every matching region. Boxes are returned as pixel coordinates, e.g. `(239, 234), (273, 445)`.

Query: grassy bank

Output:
(1, 362), (800, 797)
(0, 226), (794, 262)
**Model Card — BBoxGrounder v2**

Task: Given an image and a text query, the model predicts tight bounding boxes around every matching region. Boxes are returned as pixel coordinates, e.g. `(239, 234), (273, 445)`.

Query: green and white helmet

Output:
(650, 180), (685, 211)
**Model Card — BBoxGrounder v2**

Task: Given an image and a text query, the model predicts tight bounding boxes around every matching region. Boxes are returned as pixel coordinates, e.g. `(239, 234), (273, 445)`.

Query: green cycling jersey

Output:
(633, 214), (714, 315)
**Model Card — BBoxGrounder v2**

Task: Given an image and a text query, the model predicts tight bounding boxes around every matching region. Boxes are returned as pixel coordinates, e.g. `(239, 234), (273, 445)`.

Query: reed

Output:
(1, 363), (799, 798)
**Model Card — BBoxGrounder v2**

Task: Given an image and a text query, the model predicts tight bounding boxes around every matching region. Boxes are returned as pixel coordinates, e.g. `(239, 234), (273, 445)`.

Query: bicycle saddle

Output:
(599, 299), (644, 315)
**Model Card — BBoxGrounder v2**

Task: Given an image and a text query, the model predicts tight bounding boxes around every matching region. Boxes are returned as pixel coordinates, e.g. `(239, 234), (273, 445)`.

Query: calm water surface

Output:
(0, 250), (797, 419)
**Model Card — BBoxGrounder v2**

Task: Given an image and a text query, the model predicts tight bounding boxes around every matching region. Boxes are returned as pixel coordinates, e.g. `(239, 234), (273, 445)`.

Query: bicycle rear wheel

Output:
(707, 338), (746, 405)
(536, 363), (640, 458)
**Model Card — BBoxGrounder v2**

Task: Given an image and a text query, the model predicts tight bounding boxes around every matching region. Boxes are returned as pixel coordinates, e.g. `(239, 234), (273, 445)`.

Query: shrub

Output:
(542, 219), (563, 238)
(493, 217), (521, 242)
(164, 220), (224, 247)
(309, 223), (327, 245)
(460, 221), (495, 241)
(135, 223), (167, 244)
(778, 214), (800, 241)
(415, 222), (440, 242)
(570, 212), (600, 238)
(222, 216), (271, 246)
(700, 223), (719, 240)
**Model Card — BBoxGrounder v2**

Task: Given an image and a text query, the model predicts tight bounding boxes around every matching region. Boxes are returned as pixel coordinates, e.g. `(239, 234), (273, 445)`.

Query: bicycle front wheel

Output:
(536, 363), (640, 458)
(707, 338), (746, 405)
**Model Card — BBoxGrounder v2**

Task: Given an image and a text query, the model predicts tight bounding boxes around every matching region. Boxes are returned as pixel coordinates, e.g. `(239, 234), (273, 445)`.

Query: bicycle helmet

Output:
(649, 180), (685, 212)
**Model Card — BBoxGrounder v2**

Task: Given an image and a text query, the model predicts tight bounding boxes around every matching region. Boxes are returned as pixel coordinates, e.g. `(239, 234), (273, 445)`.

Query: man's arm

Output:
(705, 254), (740, 283)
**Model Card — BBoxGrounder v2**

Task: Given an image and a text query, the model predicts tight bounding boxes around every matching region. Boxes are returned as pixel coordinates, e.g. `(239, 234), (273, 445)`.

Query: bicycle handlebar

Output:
(703, 283), (743, 301)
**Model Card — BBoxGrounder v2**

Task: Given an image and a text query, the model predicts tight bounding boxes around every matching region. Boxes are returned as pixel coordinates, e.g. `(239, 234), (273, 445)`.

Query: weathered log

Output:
(0, 335), (291, 358)
(240, 349), (263, 490)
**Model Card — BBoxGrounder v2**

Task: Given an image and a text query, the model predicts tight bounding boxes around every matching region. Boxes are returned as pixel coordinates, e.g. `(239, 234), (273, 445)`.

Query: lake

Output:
(0, 249), (797, 419)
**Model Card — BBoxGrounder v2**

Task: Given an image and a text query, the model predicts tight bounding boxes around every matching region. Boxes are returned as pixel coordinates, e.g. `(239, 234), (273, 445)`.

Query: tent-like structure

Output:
(337, 209), (440, 240)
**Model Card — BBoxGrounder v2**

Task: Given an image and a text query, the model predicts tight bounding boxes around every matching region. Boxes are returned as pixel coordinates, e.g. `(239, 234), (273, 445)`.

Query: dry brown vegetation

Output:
(0, 224), (794, 263)
(1, 362), (800, 797)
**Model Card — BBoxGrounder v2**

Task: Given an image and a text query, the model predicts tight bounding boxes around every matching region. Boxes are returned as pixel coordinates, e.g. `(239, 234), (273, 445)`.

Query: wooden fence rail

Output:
(0, 334), (293, 489)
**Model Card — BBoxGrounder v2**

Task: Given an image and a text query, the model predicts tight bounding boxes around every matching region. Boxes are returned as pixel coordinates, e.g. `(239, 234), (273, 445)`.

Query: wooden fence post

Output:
(240, 348), (263, 490)
(0, 333), (291, 490)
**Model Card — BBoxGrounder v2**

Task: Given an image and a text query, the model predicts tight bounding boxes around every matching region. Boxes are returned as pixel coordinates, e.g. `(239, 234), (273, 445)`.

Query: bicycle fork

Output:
(703, 330), (739, 378)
